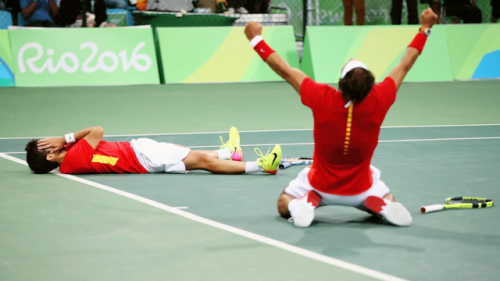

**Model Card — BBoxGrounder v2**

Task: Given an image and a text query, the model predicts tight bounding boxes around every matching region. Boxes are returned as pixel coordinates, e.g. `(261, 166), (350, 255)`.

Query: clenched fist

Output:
(244, 21), (262, 41)
(420, 7), (438, 29)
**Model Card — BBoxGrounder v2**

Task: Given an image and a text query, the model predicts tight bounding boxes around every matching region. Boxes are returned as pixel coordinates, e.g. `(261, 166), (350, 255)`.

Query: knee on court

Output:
(277, 188), (293, 219)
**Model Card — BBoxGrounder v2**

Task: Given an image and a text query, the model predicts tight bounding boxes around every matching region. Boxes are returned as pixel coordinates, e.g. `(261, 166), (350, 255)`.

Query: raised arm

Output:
(20, 0), (37, 20)
(387, 8), (437, 90)
(37, 126), (104, 152)
(48, 0), (58, 19)
(244, 22), (308, 94)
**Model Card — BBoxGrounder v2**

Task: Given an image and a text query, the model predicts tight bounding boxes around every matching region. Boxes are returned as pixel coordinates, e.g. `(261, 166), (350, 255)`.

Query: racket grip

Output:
(421, 204), (444, 214)
(279, 162), (292, 170)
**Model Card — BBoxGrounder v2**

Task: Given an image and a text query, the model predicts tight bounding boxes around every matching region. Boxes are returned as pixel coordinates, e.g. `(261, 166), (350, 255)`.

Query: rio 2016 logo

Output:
(18, 41), (152, 74)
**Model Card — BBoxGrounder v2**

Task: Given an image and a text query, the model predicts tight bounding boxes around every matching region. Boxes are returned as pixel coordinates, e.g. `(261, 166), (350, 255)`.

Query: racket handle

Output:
(421, 204), (444, 214)
(279, 162), (292, 170)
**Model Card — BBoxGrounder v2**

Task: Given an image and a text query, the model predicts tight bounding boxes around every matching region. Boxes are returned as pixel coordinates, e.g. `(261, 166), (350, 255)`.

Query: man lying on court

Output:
(244, 8), (437, 227)
(25, 126), (282, 175)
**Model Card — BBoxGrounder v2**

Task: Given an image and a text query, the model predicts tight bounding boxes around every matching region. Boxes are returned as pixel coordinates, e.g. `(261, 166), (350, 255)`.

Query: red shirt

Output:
(59, 139), (148, 174)
(301, 77), (397, 195)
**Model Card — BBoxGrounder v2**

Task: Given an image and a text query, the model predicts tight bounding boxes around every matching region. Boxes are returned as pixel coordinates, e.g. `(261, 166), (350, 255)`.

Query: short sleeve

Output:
(371, 77), (397, 111)
(59, 139), (95, 173)
(20, 0), (32, 9)
(300, 77), (330, 110)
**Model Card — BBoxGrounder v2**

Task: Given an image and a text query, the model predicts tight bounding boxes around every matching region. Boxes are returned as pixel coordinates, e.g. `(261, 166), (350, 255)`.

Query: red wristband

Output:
(408, 32), (427, 54)
(254, 40), (276, 61)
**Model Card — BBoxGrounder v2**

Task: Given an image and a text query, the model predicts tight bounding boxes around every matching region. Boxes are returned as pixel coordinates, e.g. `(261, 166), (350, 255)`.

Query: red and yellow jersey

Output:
(59, 139), (148, 174)
(300, 77), (397, 195)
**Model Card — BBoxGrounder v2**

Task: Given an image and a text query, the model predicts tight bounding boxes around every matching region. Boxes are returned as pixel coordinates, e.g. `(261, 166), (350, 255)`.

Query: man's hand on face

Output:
(38, 137), (66, 153)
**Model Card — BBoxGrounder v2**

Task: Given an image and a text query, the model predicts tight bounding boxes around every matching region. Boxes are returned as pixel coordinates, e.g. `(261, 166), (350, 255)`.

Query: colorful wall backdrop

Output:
(9, 27), (159, 87)
(301, 25), (453, 84)
(446, 25), (500, 80)
(0, 30), (15, 87)
(157, 26), (299, 83)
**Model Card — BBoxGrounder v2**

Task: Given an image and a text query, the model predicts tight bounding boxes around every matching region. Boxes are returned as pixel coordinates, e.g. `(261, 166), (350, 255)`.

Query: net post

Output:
(302, 0), (307, 39)
(82, 0), (87, 28)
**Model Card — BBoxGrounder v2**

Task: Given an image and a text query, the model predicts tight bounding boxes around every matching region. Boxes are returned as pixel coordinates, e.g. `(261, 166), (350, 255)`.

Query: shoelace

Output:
(219, 136), (226, 147)
(254, 147), (271, 159)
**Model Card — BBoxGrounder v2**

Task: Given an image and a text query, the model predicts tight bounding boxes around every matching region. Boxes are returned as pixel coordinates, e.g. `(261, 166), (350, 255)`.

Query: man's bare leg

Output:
(383, 193), (395, 202)
(174, 144), (230, 160)
(277, 187), (297, 219)
(194, 150), (219, 159)
(277, 187), (321, 227)
(182, 150), (256, 174)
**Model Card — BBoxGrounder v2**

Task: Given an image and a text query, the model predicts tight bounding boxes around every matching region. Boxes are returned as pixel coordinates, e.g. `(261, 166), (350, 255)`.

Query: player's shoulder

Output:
(372, 77), (397, 92)
(301, 77), (338, 93)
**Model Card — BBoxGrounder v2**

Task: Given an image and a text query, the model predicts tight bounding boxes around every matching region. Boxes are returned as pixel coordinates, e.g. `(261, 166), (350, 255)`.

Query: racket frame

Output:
(421, 197), (494, 213)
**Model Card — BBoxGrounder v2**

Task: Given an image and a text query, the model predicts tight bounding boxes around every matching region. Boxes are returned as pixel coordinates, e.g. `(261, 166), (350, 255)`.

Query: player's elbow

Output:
(402, 64), (412, 74)
(93, 126), (104, 137)
(21, 9), (30, 19)
(272, 65), (289, 80)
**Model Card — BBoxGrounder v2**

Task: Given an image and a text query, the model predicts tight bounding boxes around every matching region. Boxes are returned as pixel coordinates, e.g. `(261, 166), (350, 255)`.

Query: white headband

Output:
(341, 60), (368, 79)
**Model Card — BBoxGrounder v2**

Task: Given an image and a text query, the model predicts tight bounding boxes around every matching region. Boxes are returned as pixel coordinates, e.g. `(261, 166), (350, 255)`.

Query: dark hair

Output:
(25, 139), (59, 174)
(338, 68), (375, 103)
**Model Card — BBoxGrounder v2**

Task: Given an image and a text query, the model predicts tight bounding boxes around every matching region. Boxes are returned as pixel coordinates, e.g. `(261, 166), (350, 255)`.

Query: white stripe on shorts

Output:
(285, 166), (390, 210)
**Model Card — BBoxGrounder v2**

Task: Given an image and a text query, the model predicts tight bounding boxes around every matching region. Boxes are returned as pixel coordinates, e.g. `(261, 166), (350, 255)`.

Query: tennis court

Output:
(1, 80), (500, 281)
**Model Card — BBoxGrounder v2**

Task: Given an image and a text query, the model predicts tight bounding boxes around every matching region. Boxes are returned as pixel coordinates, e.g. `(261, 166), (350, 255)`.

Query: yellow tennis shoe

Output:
(219, 126), (243, 161)
(255, 145), (282, 175)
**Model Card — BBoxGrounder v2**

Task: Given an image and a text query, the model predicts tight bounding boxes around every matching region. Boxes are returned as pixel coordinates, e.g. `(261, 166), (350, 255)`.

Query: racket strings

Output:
(449, 199), (483, 204)
(447, 197), (492, 204)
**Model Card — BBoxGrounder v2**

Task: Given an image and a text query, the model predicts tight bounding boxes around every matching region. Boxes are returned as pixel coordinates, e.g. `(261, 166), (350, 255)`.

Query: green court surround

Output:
(1, 81), (500, 281)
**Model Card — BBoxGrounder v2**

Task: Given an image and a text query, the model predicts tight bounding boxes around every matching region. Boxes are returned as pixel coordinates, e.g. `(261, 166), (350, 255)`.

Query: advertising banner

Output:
(157, 26), (299, 83)
(446, 25), (500, 80)
(301, 25), (453, 83)
(9, 27), (159, 87)
(0, 30), (15, 87)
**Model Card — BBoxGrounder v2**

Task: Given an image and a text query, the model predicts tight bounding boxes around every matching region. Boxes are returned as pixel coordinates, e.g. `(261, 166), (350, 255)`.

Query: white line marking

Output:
(381, 124), (500, 129)
(0, 123), (499, 140)
(189, 136), (500, 148)
(2, 136), (500, 154)
(0, 152), (405, 281)
(379, 136), (500, 143)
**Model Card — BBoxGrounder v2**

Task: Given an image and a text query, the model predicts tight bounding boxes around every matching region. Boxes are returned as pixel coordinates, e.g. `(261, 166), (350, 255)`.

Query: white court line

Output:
(2, 136), (500, 154)
(0, 152), (406, 281)
(0, 123), (499, 140)
(188, 136), (500, 148)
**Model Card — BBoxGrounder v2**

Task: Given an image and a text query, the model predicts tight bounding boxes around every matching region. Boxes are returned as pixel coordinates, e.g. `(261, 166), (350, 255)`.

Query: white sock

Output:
(245, 161), (261, 173)
(288, 199), (298, 215)
(215, 148), (231, 160)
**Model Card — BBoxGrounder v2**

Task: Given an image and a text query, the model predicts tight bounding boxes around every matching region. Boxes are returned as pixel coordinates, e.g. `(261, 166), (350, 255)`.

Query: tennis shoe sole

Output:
(365, 196), (412, 226)
(292, 190), (321, 227)
(293, 199), (315, 227)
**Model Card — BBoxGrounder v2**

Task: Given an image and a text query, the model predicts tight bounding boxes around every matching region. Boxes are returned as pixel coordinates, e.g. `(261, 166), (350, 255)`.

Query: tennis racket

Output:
(421, 197), (494, 214)
(279, 157), (313, 170)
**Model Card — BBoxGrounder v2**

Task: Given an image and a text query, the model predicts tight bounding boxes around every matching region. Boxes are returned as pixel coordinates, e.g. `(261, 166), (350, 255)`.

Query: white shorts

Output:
(285, 166), (390, 211)
(131, 138), (191, 173)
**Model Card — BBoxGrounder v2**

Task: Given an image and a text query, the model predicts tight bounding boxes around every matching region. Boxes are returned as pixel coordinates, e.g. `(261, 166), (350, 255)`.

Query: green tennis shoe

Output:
(219, 126), (243, 161)
(255, 145), (282, 175)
